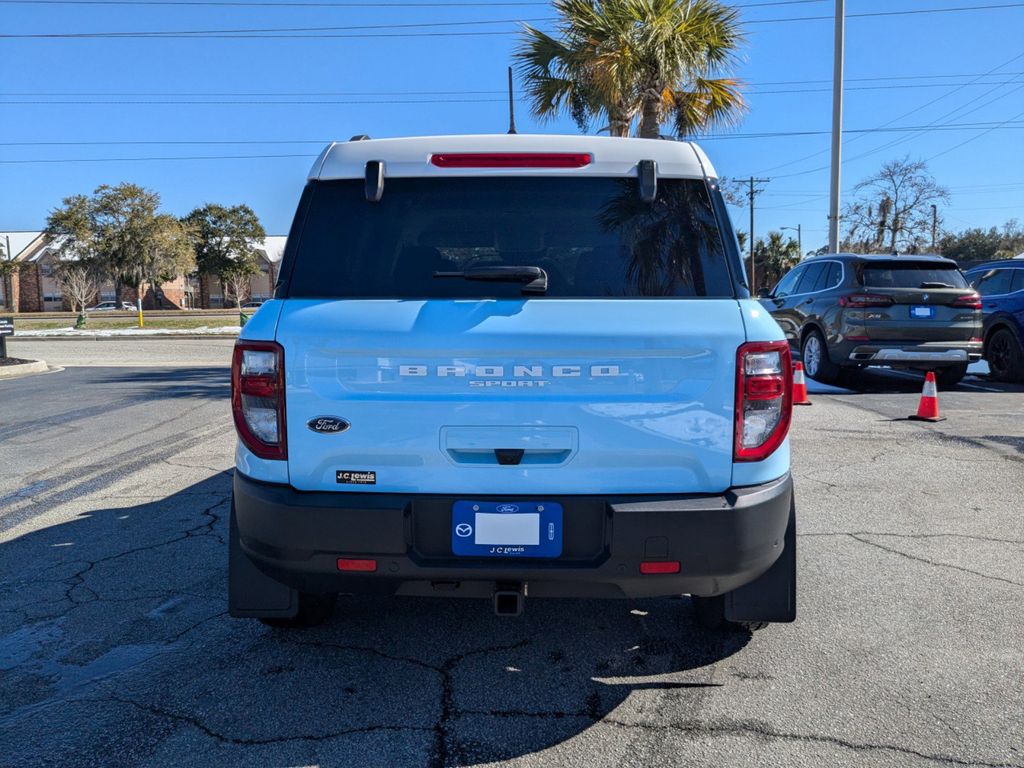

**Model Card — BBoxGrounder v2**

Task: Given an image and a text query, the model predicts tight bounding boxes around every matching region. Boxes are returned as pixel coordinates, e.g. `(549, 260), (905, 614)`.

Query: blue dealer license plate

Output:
(451, 501), (563, 558)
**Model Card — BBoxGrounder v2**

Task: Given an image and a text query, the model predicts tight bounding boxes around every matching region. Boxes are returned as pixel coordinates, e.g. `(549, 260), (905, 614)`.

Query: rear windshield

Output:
(284, 177), (734, 299)
(860, 261), (968, 289)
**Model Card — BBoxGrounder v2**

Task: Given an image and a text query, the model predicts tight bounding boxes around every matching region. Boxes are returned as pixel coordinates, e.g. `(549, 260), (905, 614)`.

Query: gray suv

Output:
(760, 254), (982, 387)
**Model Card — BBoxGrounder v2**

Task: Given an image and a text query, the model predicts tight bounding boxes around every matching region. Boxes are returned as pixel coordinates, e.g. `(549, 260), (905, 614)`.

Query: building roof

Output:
(2, 232), (288, 265)
(255, 236), (287, 264)
(1, 232), (45, 260)
(311, 134), (716, 182)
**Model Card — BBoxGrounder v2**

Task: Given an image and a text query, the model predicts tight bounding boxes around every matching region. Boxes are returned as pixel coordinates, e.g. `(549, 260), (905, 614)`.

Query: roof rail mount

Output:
(365, 160), (384, 203)
(349, 134), (371, 142)
(638, 160), (658, 203)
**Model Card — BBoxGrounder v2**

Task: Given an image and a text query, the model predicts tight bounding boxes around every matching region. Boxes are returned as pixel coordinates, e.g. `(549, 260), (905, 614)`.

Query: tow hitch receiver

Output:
(493, 582), (525, 616)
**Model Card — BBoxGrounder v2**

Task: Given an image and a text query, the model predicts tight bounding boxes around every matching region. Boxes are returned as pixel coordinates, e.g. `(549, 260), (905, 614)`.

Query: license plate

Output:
(451, 500), (563, 558)
(910, 305), (935, 319)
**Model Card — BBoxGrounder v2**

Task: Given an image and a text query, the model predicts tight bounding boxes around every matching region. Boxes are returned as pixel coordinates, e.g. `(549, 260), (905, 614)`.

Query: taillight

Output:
(951, 292), (982, 309)
(839, 293), (893, 308)
(430, 152), (592, 169)
(735, 341), (792, 462)
(231, 340), (287, 460)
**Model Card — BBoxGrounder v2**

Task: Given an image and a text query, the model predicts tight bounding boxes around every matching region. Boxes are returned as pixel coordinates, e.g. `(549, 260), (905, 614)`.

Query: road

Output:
(1, 338), (1023, 768)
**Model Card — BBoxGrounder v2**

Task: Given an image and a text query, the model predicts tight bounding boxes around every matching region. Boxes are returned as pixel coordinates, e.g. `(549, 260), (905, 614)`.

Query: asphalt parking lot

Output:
(1, 338), (1022, 768)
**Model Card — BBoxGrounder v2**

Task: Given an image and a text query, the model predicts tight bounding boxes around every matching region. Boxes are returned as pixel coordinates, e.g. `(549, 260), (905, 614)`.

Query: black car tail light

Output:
(839, 293), (894, 308)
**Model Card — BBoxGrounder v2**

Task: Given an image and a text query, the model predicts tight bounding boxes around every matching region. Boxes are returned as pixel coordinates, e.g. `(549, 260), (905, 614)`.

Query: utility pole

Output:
(931, 204), (938, 251)
(827, 0), (845, 253)
(746, 177), (770, 294)
(2, 234), (11, 313)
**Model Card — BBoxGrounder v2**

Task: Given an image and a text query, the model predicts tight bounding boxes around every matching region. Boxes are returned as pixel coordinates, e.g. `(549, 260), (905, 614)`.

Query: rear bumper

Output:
(837, 340), (982, 366)
(233, 471), (793, 599)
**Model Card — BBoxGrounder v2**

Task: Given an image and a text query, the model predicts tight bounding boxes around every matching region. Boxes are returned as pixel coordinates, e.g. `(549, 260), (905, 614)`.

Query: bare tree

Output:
(53, 259), (102, 314)
(222, 269), (254, 308)
(842, 157), (949, 254)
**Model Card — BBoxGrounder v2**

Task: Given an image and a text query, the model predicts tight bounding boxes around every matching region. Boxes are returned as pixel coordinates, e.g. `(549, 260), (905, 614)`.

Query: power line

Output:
(0, 0), (825, 6)
(8, 79), (1024, 98)
(0, 16), (552, 38)
(925, 107), (1024, 161)
(3, 122), (1023, 161)
(761, 51), (1024, 177)
(4, 3), (1024, 38)
(0, 153), (319, 163)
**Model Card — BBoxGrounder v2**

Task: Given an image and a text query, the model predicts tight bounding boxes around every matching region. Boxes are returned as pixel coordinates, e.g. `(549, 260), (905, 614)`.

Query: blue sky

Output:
(2, 0), (1023, 252)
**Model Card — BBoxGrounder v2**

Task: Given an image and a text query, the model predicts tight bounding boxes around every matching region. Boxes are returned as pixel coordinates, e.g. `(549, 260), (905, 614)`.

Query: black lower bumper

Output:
(833, 339), (983, 367)
(232, 472), (794, 601)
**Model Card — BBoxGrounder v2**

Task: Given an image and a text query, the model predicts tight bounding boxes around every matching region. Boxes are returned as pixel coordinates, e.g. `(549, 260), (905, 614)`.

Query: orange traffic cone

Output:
(792, 362), (812, 406)
(909, 371), (944, 422)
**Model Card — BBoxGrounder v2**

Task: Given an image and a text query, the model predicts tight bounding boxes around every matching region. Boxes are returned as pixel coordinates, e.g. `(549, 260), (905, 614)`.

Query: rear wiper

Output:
(919, 281), (953, 289)
(433, 265), (549, 295)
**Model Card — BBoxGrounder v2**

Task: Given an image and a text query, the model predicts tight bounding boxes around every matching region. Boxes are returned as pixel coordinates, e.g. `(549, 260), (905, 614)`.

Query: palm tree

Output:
(516, 0), (746, 139)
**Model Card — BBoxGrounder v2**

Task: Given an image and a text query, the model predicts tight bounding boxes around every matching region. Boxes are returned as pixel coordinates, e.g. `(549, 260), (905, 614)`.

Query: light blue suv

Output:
(228, 134), (797, 631)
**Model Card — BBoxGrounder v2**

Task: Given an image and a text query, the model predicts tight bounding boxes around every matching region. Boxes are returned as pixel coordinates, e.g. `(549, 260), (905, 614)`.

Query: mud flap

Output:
(724, 496), (797, 624)
(228, 498), (299, 619)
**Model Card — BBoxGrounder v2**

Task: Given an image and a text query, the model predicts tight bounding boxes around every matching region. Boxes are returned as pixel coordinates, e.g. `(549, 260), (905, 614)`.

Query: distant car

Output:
(240, 301), (265, 309)
(760, 254), (982, 387)
(86, 301), (135, 312)
(964, 261), (1024, 381)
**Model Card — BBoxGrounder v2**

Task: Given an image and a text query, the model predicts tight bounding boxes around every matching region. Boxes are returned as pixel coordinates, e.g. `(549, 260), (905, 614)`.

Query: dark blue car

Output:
(964, 260), (1024, 381)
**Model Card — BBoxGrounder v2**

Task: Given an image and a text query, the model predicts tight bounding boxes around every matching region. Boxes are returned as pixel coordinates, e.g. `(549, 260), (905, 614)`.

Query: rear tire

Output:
(935, 363), (968, 388)
(260, 593), (337, 629)
(801, 328), (841, 385)
(692, 594), (768, 632)
(986, 328), (1024, 382)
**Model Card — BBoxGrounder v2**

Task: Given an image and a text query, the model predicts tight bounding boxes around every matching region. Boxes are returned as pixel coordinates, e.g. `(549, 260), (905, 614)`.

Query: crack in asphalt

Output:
(411, 708), (1021, 767)
(819, 395), (1024, 466)
(800, 531), (1024, 546)
(282, 636), (530, 767)
(53, 491), (232, 611)
(600, 716), (1022, 768)
(802, 532), (1024, 588)
(82, 696), (435, 746)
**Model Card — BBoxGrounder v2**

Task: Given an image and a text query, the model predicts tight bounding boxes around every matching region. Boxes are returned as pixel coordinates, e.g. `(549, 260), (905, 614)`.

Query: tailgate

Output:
(858, 261), (978, 342)
(278, 299), (744, 495)
(861, 287), (978, 342)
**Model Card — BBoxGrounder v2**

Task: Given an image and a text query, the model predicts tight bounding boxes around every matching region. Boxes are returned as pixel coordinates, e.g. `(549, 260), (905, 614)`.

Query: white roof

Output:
(1, 231), (45, 260)
(256, 236), (287, 264)
(311, 134), (716, 181)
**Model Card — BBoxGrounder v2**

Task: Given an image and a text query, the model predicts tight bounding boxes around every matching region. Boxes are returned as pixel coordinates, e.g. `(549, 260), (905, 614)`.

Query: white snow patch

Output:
(15, 325), (241, 338)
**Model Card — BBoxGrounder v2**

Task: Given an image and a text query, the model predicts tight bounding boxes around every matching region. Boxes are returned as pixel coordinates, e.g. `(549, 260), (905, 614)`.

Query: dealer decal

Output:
(336, 470), (377, 485)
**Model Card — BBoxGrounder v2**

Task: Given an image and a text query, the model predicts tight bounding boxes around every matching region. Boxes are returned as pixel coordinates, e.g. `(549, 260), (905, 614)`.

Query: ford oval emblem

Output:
(495, 503), (520, 514)
(307, 416), (350, 434)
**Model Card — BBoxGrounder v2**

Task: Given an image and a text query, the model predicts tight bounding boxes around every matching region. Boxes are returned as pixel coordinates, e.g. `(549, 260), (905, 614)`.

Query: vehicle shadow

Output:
(806, 366), (1023, 395)
(93, 366), (230, 400)
(0, 474), (752, 767)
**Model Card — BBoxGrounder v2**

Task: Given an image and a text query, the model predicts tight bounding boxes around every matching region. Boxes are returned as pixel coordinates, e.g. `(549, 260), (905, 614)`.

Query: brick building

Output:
(196, 236), (286, 307)
(0, 232), (286, 312)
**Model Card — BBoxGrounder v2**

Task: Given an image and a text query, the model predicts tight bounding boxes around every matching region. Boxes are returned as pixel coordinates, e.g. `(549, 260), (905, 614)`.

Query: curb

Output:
(0, 360), (49, 379)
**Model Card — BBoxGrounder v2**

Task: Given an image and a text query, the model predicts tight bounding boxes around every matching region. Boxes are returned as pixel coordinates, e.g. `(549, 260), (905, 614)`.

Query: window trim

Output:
(780, 259), (846, 298)
(971, 267), (1024, 298)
